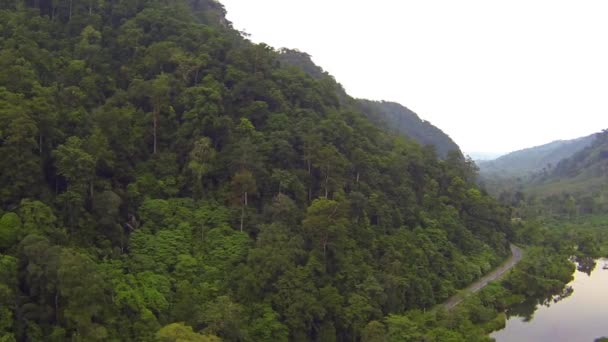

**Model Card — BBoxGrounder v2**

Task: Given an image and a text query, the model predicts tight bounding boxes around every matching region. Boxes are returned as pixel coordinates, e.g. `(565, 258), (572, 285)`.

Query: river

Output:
(491, 258), (608, 342)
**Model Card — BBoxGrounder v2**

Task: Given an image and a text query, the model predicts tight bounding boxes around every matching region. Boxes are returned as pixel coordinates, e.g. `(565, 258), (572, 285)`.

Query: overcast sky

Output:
(220, 0), (608, 156)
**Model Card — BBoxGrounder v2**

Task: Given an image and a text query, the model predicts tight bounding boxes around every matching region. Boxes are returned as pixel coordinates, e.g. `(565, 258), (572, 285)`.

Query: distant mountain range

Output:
(278, 49), (461, 158)
(529, 129), (608, 197)
(477, 133), (598, 178)
(479, 130), (608, 216)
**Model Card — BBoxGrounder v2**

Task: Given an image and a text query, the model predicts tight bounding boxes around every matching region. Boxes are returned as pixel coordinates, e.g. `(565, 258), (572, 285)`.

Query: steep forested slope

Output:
(526, 129), (608, 214)
(277, 49), (462, 158)
(478, 133), (597, 178)
(357, 100), (461, 158)
(277, 49), (332, 81)
(0, 1), (511, 340)
(549, 130), (608, 181)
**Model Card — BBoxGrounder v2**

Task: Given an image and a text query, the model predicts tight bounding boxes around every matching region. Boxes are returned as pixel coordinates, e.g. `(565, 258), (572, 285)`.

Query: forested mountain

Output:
(277, 49), (332, 81)
(548, 130), (608, 181)
(487, 130), (608, 218)
(478, 133), (597, 178)
(525, 129), (608, 214)
(0, 0), (512, 341)
(357, 100), (461, 158)
(277, 50), (462, 158)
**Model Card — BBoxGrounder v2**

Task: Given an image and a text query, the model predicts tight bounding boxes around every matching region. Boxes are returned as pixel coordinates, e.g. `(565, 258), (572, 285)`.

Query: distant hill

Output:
(478, 133), (598, 178)
(468, 151), (506, 161)
(278, 49), (462, 158)
(529, 129), (608, 197)
(482, 130), (608, 217)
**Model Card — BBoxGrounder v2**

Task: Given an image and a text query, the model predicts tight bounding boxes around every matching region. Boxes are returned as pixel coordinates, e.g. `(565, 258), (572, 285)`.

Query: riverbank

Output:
(492, 257), (608, 341)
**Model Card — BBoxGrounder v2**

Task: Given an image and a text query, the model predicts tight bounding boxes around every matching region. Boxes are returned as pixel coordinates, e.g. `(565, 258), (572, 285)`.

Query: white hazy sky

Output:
(219, 0), (608, 155)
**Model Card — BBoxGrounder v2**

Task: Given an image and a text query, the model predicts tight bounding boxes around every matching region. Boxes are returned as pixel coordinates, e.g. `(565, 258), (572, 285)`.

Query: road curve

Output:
(443, 244), (523, 310)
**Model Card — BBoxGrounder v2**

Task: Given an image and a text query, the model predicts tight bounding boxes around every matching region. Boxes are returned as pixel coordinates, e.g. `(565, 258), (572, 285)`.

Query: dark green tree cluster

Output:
(0, 0), (513, 340)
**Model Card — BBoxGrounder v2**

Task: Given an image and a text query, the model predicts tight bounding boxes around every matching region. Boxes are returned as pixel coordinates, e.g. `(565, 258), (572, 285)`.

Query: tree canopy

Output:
(0, 0), (513, 340)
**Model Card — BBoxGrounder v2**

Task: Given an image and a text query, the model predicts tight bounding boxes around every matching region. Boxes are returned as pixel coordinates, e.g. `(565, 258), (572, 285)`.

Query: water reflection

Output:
(505, 285), (574, 322)
(492, 258), (608, 342)
(573, 255), (596, 276)
(504, 256), (594, 323)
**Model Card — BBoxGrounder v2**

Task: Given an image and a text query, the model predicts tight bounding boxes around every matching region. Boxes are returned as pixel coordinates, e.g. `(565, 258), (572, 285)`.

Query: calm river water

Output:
(491, 258), (608, 342)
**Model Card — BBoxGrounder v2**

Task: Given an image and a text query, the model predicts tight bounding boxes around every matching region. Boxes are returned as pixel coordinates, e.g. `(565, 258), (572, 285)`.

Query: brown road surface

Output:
(443, 244), (523, 310)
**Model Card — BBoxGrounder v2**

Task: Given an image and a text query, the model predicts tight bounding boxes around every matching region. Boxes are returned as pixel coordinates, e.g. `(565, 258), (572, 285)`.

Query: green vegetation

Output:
(398, 212), (608, 340)
(488, 130), (608, 220)
(523, 214), (608, 258)
(356, 100), (462, 159)
(277, 50), (462, 159)
(354, 221), (580, 342)
(421, 219), (582, 340)
(480, 133), (608, 340)
(530, 129), (608, 202)
(0, 0), (515, 341)
(478, 132), (597, 179)
(477, 128), (608, 337)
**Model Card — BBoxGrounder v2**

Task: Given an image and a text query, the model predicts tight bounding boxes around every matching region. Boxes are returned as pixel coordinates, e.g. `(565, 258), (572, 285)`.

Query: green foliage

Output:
(385, 314), (422, 342)
(357, 100), (462, 159)
(478, 133), (596, 179)
(156, 323), (220, 342)
(0, 254), (17, 341)
(0, 214), (20, 251)
(361, 320), (386, 342)
(0, 0), (515, 340)
(487, 130), (608, 219)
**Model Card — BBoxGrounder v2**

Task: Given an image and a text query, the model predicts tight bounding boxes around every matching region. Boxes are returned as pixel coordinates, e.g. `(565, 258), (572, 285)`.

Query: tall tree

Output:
(187, 137), (216, 198)
(53, 137), (95, 229)
(302, 198), (347, 257)
(313, 145), (348, 198)
(0, 111), (41, 205)
(230, 170), (257, 232)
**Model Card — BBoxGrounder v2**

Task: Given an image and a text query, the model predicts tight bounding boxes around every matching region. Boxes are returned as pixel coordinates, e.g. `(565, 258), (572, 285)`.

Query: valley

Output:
(0, 0), (606, 341)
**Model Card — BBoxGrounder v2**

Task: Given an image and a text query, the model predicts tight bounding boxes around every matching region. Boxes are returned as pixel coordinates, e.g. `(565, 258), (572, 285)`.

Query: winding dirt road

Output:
(443, 244), (523, 310)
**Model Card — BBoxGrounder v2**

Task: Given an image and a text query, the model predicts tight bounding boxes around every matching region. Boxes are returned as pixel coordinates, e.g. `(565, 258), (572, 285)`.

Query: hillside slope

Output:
(478, 133), (597, 178)
(529, 130), (608, 199)
(357, 100), (461, 158)
(278, 49), (462, 158)
(0, 1), (511, 341)
(490, 130), (608, 217)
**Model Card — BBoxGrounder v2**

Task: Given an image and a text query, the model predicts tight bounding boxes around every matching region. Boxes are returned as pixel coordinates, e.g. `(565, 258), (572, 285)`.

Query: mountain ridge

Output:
(278, 49), (462, 158)
(529, 129), (608, 197)
(357, 99), (461, 158)
(481, 130), (608, 217)
(478, 133), (598, 178)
